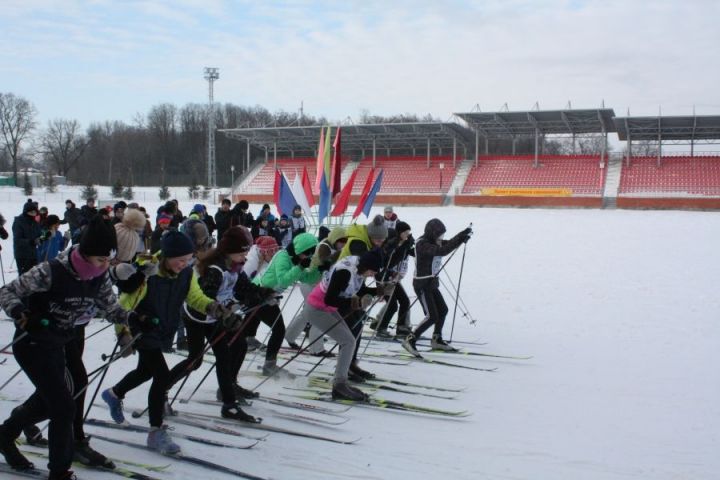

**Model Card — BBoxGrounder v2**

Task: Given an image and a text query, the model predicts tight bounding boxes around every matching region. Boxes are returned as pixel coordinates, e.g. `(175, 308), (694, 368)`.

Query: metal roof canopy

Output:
(613, 115), (720, 167)
(220, 122), (476, 170)
(456, 109), (616, 167)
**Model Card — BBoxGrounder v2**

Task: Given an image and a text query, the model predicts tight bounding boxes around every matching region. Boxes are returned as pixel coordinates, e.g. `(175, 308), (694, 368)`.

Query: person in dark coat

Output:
(230, 200), (254, 229)
(215, 199), (233, 242)
(60, 200), (83, 247)
(12, 202), (42, 275)
(80, 198), (98, 224)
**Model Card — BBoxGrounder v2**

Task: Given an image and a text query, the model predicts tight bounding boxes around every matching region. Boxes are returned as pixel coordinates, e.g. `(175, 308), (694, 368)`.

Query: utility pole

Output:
(204, 67), (219, 188)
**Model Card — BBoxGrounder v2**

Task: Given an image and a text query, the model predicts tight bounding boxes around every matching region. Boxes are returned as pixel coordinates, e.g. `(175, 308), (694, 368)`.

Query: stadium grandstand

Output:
(220, 109), (720, 210)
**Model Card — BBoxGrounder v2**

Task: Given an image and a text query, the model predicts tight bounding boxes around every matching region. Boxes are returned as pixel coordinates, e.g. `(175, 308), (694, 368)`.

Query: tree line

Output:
(0, 91), (617, 189)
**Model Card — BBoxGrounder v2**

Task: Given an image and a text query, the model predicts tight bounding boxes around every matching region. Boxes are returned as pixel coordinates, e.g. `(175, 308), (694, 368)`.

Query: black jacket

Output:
(62, 206), (83, 231)
(413, 219), (464, 290)
(12, 211), (41, 260)
(214, 209), (232, 241)
(80, 205), (98, 224)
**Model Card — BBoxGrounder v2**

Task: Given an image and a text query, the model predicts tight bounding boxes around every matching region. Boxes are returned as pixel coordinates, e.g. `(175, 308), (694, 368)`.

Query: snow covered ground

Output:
(0, 186), (718, 479)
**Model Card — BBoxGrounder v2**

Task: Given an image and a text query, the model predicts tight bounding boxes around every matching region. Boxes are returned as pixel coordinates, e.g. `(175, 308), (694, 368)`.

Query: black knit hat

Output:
(358, 249), (382, 273)
(161, 230), (194, 258)
(395, 221), (411, 235)
(79, 215), (118, 257)
(238, 199), (249, 210)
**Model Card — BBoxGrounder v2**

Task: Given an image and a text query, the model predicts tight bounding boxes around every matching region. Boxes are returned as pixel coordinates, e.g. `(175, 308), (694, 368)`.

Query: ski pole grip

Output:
(40, 319), (49, 327)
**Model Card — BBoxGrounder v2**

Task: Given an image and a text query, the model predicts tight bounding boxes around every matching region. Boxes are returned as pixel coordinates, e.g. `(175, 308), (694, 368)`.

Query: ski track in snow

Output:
(0, 186), (718, 479)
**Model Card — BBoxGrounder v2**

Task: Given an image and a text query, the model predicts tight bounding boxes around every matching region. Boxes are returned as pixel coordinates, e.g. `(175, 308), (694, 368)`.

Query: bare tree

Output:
(0, 93), (37, 185)
(147, 103), (177, 185)
(40, 119), (90, 177)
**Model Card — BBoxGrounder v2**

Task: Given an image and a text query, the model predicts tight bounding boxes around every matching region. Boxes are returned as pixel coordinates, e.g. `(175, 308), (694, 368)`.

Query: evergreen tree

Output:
(159, 185), (170, 200)
(22, 170), (33, 196)
(122, 186), (134, 200)
(188, 178), (199, 199)
(81, 182), (98, 201)
(112, 179), (124, 197)
(45, 171), (56, 193)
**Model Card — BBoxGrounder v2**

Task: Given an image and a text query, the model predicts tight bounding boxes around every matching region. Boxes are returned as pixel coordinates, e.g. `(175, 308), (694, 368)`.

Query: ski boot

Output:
(310, 350), (336, 358)
(147, 426), (181, 454)
(246, 336), (264, 352)
(48, 470), (77, 480)
(331, 382), (369, 401)
(23, 424), (48, 447)
(101, 388), (126, 424)
(349, 362), (375, 380)
(233, 383), (260, 399)
(401, 333), (421, 357)
(375, 329), (393, 339)
(262, 359), (296, 379)
(216, 387), (251, 405)
(431, 334), (458, 352)
(74, 437), (115, 468)
(0, 424), (34, 470)
(221, 403), (261, 423)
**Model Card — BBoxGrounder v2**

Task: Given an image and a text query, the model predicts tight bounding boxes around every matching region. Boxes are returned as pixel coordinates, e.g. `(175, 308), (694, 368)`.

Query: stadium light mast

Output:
(204, 67), (219, 188)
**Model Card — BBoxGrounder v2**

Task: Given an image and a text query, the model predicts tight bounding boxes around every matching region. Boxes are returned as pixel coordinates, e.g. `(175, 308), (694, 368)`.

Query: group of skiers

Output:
(0, 196), (471, 480)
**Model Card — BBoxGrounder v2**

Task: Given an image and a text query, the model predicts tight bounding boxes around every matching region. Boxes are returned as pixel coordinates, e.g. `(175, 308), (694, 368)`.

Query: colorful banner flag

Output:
(314, 127), (326, 192)
(290, 170), (312, 216)
(330, 168), (358, 216)
(331, 127), (342, 197)
(318, 173), (331, 225)
(301, 166), (315, 208)
(361, 169), (384, 218)
(323, 126), (332, 188)
(351, 167), (375, 219)
(276, 171), (298, 216)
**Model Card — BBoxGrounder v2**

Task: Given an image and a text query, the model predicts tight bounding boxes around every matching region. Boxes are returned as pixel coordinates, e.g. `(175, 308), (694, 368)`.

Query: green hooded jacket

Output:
(338, 223), (371, 261)
(253, 233), (320, 289)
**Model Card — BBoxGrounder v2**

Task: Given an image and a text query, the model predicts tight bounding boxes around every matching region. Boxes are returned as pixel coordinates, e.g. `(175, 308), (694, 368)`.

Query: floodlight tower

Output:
(204, 67), (219, 188)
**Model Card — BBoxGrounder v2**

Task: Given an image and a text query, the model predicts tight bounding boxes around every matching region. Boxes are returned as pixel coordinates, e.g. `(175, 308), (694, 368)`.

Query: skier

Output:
(247, 232), (320, 376)
(290, 205), (306, 237)
(215, 198), (233, 242)
(382, 206), (398, 230)
(303, 250), (386, 400)
(371, 221), (414, 338)
(0, 216), (134, 479)
(101, 230), (234, 454)
(274, 214), (292, 248)
(36, 215), (64, 262)
(338, 214), (388, 260)
(285, 226), (347, 355)
(167, 226), (265, 422)
(402, 219), (472, 356)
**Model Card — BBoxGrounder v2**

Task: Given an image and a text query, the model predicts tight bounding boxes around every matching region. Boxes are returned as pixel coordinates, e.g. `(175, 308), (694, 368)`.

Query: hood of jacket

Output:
(423, 218), (446, 242)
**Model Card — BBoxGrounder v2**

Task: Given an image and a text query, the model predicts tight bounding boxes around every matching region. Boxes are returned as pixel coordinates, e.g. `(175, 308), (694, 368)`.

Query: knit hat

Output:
(367, 215), (388, 241)
(238, 200), (249, 210)
(157, 213), (172, 226)
(80, 215), (118, 257)
(192, 204), (204, 214)
(358, 249), (382, 273)
(161, 230), (194, 258)
(114, 224), (140, 262)
(384, 206), (393, 214)
(292, 233), (318, 256)
(255, 235), (279, 254)
(113, 201), (127, 212)
(395, 221), (411, 235)
(218, 226), (252, 254)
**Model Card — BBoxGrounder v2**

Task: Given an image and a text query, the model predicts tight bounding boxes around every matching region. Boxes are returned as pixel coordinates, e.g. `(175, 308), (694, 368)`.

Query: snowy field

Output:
(0, 186), (718, 479)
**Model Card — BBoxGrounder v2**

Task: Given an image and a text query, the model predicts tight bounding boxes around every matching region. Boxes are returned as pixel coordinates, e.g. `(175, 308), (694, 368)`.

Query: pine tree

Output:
(122, 186), (134, 200)
(112, 179), (124, 198)
(22, 171), (33, 196)
(81, 182), (98, 201)
(45, 172), (56, 193)
(159, 185), (170, 200)
(188, 179), (199, 199)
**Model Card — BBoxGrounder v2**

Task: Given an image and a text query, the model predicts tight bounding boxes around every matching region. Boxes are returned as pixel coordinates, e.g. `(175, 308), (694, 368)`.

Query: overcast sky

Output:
(2, 0), (719, 129)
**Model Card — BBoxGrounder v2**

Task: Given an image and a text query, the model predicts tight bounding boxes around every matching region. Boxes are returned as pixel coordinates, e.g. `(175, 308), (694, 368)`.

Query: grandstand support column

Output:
(246, 141), (251, 173)
(273, 142), (277, 169)
(372, 137), (377, 168)
(427, 138), (431, 168)
(264, 147), (268, 166)
(534, 128), (539, 168)
(474, 130), (479, 168)
(453, 137), (457, 168)
(657, 115), (662, 168)
(291, 150), (295, 160)
(691, 111), (697, 157)
(512, 137), (517, 155)
(572, 134), (576, 155)
(485, 136), (489, 155)
(625, 118), (632, 167)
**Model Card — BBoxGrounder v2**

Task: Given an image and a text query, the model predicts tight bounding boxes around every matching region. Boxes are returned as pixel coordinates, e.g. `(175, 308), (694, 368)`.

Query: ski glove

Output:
(116, 325), (135, 357)
(377, 282), (396, 298)
(129, 312), (159, 333)
(222, 313), (244, 332)
(12, 308), (47, 333)
(207, 301), (234, 322)
(110, 263), (136, 281)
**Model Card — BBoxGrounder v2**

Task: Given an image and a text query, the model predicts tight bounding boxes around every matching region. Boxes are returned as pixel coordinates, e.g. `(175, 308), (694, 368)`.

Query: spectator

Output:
(112, 201), (127, 226)
(36, 215), (64, 262)
(256, 203), (275, 223)
(274, 214), (292, 248)
(150, 213), (173, 254)
(290, 205), (306, 237)
(230, 200), (254, 229)
(0, 213), (9, 251)
(215, 198), (232, 242)
(136, 206), (153, 253)
(80, 198), (98, 224)
(114, 207), (146, 263)
(37, 206), (49, 225)
(251, 216), (275, 239)
(383, 206), (398, 230)
(12, 202), (42, 274)
(60, 199), (83, 247)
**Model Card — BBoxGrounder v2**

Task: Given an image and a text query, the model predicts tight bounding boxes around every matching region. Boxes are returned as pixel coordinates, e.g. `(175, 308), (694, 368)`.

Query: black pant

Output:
(112, 348), (169, 427)
(167, 317), (236, 405)
(66, 326), (88, 441)
(378, 284), (410, 330)
(4, 332), (74, 474)
(413, 285), (449, 338)
(16, 257), (37, 275)
(343, 310), (365, 362)
(244, 304), (285, 361)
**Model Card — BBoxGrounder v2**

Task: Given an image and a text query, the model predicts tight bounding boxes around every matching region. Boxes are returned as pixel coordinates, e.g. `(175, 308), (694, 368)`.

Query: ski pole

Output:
(0, 331), (29, 354)
(440, 275), (476, 324)
(83, 339), (120, 422)
(450, 225), (471, 342)
(84, 322), (114, 341)
(244, 283), (296, 370)
(0, 254), (5, 285)
(179, 361), (217, 405)
(0, 367), (22, 393)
